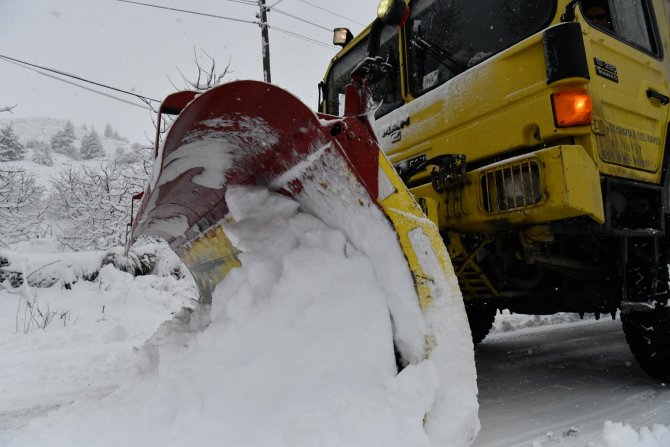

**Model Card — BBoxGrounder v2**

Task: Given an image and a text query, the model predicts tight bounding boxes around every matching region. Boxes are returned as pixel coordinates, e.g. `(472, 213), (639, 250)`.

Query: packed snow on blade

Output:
(127, 79), (479, 445)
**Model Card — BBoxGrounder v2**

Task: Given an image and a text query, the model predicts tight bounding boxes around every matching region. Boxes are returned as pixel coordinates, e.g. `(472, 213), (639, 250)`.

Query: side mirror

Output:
(377, 0), (409, 26)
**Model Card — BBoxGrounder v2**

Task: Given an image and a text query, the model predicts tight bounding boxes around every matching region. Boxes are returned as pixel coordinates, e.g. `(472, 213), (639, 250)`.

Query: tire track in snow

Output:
(472, 319), (670, 446)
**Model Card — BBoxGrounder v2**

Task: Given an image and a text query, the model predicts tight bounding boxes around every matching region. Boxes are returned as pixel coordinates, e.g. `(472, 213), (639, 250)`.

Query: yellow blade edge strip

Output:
(176, 224), (242, 305)
(377, 153), (461, 355)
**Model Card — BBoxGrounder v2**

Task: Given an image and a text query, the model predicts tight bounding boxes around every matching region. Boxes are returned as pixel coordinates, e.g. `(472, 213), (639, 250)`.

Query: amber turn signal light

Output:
(551, 89), (592, 128)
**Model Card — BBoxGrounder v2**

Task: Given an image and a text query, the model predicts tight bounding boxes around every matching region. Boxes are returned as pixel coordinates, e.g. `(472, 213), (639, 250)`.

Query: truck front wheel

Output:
(621, 307), (670, 381)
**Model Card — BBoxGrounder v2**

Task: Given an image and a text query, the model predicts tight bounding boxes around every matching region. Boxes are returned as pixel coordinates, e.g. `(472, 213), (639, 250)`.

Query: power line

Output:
(272, 8), (332, 33)
(296, 0), (365, 27)
(117, 0), (334, 49)
(267, 0), (285, 9)
(116, 0), (257, 25)
(267, 24), (333, 48)
(0, 53), (159, 104)
(0, 56), (153, 110)
(222, 0), (257, 5)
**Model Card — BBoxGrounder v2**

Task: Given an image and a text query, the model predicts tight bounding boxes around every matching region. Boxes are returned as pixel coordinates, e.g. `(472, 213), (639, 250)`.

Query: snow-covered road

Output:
(473, 318), (670, 446)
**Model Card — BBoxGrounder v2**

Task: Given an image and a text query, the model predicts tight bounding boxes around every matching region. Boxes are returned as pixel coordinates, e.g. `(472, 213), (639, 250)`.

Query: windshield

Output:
(407, 0), (556, 96)
(324, 0), (556, 115)
(325, 25), (402, 117)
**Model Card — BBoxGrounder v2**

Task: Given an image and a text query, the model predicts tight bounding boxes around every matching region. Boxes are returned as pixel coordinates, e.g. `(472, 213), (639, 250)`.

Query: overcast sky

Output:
(1, 0), (376, 143)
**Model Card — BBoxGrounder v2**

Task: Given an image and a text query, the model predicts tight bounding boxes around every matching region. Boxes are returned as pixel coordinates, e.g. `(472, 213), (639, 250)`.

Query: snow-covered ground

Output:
(478, 315), (670, 447)
(0, 241), (192, 443)
(1, 190), (669, 446)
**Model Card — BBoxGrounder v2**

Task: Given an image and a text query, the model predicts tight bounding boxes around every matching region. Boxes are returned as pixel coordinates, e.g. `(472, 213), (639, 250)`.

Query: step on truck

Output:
(320, 0), (670, 380)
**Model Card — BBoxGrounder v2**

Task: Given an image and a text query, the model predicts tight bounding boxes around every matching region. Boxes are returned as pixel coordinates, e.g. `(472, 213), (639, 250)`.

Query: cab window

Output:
(407, 0), (556, 98)
(581, 0), (660, 55)
(325, 25), (402, 117)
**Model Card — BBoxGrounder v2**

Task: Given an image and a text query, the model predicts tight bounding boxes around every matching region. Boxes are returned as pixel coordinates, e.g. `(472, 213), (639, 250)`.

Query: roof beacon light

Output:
(377, 0), (410, 26)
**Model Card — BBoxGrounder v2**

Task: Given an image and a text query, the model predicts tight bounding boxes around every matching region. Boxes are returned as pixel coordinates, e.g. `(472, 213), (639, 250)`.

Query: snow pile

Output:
(601, 421), (670, 447)
(491, 310), (598, 334)
(0, 258), (193, 446)
(1, 244), (105, 288)
(9, 186), (479, 446)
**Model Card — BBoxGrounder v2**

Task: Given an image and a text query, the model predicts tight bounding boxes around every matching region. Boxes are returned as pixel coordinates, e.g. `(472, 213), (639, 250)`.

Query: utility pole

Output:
(258, 0), (271, 83)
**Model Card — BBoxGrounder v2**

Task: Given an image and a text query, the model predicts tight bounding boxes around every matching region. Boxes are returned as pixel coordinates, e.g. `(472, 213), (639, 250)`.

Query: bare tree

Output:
(48, 161), (143, 250)
(118, 143), (154, 191)
(0, 104), (17, 114)
(146, 50), (233, 147)
(174, 49), (233, 92)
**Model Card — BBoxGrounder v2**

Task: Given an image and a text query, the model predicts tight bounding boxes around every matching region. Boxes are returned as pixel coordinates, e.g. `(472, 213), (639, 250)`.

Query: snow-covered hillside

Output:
(0, 117), (74, 144)
(0, 116), (140, 179)
(0, 116), (136, 147)
(0, 117), (152, 250)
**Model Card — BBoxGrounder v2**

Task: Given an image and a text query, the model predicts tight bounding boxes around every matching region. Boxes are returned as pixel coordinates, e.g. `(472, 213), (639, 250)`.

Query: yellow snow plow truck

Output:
(321, 0), (670, 380)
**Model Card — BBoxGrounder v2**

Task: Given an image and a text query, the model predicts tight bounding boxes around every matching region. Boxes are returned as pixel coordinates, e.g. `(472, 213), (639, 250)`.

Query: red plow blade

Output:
(130, 80), (380, 302)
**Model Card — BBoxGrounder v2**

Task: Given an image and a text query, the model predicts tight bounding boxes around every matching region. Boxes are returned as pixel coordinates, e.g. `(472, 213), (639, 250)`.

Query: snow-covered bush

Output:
(48, 162), (137, 250)
(104, 123), (128, 142)
(0, 168), (46, 246)
(80, 128), (105, 159)
(0, 248), (104, 289)
(101, 246), (156, 276)
(50, 120), (78, 159)
(0, 125), (26, 161)
(32, 140), (54, 166)
(0, 243), (186, 294)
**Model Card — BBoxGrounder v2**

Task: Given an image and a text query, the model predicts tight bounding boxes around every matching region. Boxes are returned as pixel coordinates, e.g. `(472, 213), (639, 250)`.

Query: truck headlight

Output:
(481, 160), (542, 213)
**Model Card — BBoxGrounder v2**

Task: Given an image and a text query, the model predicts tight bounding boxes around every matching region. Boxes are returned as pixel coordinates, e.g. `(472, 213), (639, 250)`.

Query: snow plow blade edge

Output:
(129, 79), (464, 351)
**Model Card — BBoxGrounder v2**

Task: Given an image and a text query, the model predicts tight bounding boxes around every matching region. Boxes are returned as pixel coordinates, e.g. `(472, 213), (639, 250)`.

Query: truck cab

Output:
(321, 0), (670, 380)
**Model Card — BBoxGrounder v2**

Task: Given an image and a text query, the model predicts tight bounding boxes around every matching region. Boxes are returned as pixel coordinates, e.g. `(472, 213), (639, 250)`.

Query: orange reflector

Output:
(551, 89), (592, 128)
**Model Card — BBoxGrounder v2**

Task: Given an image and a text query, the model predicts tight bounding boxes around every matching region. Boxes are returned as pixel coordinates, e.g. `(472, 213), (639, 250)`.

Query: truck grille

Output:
(481, 160), (542, 213)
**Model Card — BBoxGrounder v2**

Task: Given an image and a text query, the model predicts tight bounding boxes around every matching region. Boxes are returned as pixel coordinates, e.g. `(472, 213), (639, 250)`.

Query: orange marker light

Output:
(551, 89), (593, 128)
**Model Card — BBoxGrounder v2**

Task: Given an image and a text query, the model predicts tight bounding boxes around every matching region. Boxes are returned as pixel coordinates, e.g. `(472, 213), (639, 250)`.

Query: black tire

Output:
(621, 307), (670, 382)
(465, 300), (497, 345)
